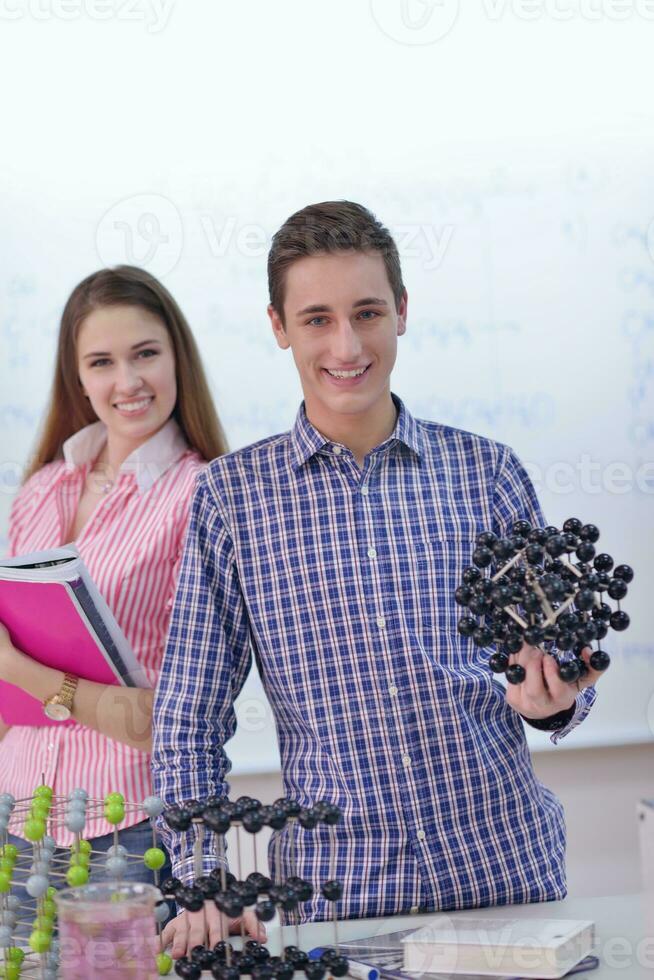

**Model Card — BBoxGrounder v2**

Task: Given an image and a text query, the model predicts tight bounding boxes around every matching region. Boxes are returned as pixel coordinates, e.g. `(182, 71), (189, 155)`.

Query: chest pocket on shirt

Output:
(410, 535), (476, 635)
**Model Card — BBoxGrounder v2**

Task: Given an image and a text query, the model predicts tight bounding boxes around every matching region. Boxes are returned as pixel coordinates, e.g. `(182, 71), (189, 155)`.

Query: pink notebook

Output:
(0, 546), (147, 727)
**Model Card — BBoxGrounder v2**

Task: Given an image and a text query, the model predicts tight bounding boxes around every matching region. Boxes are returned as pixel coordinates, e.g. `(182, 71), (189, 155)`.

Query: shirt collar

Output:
(62, 418), (190, 493)
(290, 394), (424, 469)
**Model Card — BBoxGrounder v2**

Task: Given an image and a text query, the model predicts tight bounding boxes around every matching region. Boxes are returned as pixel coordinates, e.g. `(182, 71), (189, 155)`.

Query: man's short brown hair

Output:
(268, 200), (405, 323)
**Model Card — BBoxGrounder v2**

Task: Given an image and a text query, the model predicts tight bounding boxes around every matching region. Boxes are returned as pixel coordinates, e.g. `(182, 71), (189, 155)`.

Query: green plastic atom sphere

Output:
(23, 818), (46, 841)
(42, 898), (56, 919)
(143, 847), (166, 871)
(30, 800), (50, 821)
(104, 792), (125, 805)
(77, 839), (92, 855)
(5, 948), (25, 964)
(47, 886), (57, 899)
(0, 871), (11, 893)
(156, 951), (173, 975)
(34, 914), (54, 934)
(70, 850), (90, 867)
(33, 785), (53, 800)
(0, 857), (15, 874)
(1, 962), (21, 980)
(28, 929), (51, 953)
(104, 803), (125, 825)
(66, 865), (89, 887)
(1, 845), (18, 861)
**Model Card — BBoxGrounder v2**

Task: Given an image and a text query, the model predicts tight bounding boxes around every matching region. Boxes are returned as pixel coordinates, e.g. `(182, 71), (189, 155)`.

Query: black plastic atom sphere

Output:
(250, 965), (274, 980)
(191, 945), (217, 968)
(298, 807), (318, 829)
(286, 876), (314, 902)
(273, 962), (295, 980)
(255, 899), (276, 922)
(247, 871), (273, 893)
(329, 957), (349, 977)
(590, 649), (611, 671)
(242, 809), (264, 834)
(610, 610), (630, 631)
(164, 806), (192, 832)
(321, 879), (343, 901)
(304, 964), (326, 980)
(175, 960), (202, 980)
(245, 942), (270, 962)
(558, 660), (581, 683)
(203, 806), (231, 834)
(505, 664), (526, 685)
(177, 887), (204, 913)
(159, 875), (182, 897)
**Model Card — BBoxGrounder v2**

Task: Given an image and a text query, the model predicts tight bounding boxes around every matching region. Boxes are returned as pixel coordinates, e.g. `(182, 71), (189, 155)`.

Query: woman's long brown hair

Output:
(23, 265), (228, 481)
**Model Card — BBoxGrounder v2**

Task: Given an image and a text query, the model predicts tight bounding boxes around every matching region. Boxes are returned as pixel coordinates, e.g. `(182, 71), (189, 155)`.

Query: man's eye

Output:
(308, 317), (327, 327)
(358, 310), (379, 320)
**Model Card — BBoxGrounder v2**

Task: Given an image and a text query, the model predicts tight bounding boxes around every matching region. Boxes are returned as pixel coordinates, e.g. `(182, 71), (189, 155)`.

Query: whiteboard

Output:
(0, 4), (652, 767)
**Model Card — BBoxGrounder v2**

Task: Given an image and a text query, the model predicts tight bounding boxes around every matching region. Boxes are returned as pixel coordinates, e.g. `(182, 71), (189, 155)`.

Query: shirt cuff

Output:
(521, 702), (577, 732)
(155, 818), (228, 885)
(521, 686), (597, 744)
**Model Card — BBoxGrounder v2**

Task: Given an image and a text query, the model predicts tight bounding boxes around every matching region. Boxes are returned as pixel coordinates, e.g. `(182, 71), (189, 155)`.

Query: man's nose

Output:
(331, 318), (363, 363)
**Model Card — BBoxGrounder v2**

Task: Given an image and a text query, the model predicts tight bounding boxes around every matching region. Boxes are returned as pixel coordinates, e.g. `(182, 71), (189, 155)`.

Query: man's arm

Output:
(151, 471), (253, 882)
(492, 446), (597, 743)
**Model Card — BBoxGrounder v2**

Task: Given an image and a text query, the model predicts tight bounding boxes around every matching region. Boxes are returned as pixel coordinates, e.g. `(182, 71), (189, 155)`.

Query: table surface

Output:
(237, 893), (653, 980)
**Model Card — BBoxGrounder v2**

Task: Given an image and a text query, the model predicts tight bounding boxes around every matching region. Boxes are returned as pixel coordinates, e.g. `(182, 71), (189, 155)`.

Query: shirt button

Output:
(388, 684), (398, 696)
(360, 486), (369, 496)
(402, 753), (411, 767)
(376, 616), (386, 629)
(333, 445), (342, 455)
(367, 547), (377, 559)
(416, 829), (426, 841)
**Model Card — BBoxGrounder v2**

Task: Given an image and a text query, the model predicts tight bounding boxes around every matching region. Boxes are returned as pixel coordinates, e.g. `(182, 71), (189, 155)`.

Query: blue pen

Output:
(308, 947), (380, 980)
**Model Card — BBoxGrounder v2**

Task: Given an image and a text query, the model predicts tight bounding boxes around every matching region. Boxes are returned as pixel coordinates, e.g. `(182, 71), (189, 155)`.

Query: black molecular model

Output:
(455, 518), (634, 685)
(162, 796), (347, 980)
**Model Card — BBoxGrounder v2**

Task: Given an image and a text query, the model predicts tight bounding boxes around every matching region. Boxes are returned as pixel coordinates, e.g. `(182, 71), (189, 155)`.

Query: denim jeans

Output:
(6, 819), (173, 913)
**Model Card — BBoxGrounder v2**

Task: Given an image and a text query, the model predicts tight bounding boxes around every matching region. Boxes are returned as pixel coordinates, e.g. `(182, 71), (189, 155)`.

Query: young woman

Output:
(0, 265), (227, 885)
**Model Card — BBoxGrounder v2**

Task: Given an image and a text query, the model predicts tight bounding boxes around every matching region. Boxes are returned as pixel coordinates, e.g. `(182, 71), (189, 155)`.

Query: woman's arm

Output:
(0, 626), (153, 752)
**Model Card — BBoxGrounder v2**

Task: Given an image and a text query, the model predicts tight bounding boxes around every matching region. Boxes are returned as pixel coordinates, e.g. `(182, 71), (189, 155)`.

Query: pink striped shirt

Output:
(2, 418), (205, 844)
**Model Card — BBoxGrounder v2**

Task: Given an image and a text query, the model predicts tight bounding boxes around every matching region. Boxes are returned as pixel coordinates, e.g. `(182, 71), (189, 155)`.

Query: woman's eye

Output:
(137, 348), (158, 359)
(90, 358), (110, 368)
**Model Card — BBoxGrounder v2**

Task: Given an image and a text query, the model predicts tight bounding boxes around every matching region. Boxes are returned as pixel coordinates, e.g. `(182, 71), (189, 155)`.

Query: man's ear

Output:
(396, 289), (408, 337)
(268, 303), (291, 350)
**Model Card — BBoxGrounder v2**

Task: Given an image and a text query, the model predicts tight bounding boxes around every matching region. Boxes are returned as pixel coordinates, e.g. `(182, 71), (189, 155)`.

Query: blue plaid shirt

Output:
(152, 396), (595, 921)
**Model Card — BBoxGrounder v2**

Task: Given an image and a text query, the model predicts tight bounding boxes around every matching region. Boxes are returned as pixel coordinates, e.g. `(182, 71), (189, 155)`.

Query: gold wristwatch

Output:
(43, 673), (79, 722)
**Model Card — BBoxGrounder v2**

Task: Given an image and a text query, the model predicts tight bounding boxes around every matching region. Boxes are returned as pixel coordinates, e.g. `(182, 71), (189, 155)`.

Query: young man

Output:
(152, 201), (601, 956)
